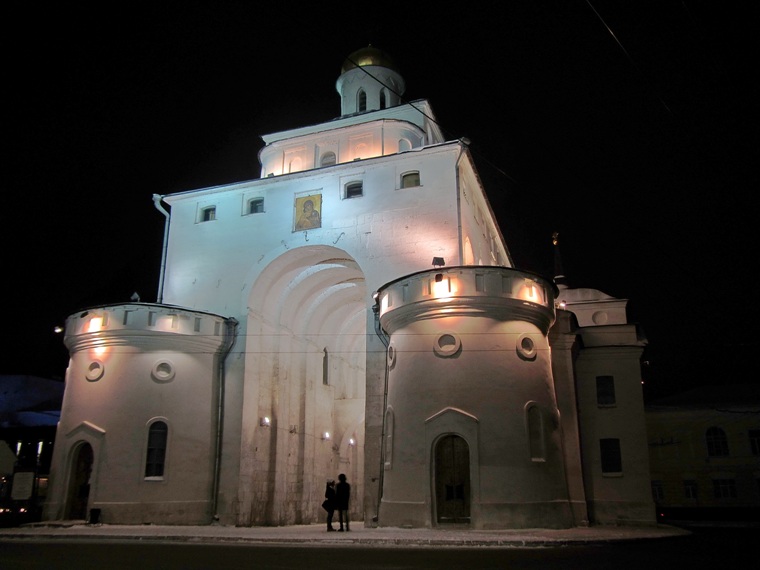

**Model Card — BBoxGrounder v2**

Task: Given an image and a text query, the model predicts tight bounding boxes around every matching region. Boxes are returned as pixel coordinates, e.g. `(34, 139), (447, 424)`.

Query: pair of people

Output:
(323, 473), (350, 531)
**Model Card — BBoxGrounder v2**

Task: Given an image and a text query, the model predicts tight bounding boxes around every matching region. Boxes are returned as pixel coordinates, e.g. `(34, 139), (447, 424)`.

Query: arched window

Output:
(706, 427), (729, 457)
(345, 181), (363, 199)
(380, 89), (387, 109)
(358, 89), (367, 112)
(288, 157), (302, 173)
(201, 206), (216, 222)
(248, 197), (264, 214)
(145, 421), (168, 478)
(320, 152), (336, 167)
(527, 405), (545, 461)
(401, 171), (420, 188)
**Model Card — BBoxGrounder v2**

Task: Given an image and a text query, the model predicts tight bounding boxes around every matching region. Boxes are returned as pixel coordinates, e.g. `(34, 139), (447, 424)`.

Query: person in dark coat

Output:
(324, 479), (336, 531)
(335, 473), (350, 531)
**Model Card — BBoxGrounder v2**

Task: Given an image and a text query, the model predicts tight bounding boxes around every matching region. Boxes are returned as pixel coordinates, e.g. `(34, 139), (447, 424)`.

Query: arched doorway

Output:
(66, 442), (93, 520)
(434, 435), (470, 524)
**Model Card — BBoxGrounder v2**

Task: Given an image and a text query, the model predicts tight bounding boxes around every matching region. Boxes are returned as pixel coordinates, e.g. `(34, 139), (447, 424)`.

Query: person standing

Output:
(335, 473), (350, 531)
(324, 479), (336, 531)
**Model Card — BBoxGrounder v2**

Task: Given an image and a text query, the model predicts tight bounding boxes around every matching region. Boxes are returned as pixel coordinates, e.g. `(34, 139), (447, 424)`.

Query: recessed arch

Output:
(239, 245), (368, 526)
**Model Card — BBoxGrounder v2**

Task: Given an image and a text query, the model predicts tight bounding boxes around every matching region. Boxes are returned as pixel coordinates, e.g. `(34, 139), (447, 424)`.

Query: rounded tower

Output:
(336, 45), (406, 116)
(374, 266), (574, 529)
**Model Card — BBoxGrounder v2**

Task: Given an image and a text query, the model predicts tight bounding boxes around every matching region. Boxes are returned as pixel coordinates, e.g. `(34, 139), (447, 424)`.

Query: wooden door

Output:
(434, 435), (470, 524)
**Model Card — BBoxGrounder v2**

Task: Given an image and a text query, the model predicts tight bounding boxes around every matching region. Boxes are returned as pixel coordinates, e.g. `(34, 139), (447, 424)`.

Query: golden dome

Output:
(340, 45), (399, 74)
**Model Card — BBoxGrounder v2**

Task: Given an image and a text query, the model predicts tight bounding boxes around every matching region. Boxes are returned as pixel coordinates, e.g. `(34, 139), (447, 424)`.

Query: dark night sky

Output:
(5, 1), (756, 401)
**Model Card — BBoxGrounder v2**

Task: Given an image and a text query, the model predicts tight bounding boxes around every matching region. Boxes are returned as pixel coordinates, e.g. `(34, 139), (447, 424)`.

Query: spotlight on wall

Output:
(348, 438), (355, 446)
(432, 257), (445, 268)
(322, 432), (331, 440)
(260, 417), (271, 427)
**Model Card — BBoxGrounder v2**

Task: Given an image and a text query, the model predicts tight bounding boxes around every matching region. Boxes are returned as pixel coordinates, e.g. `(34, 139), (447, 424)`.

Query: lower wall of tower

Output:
(474, 501), (574, 530)
(587, 499), (656, 526)
(378, 499), (574, 530)
(378, 499), (429, 528)
(86, 501), (212, 526)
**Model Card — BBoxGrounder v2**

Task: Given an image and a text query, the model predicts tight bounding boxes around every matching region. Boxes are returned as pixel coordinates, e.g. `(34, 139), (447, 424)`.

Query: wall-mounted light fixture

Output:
(322, 432), (331, 440)
(260, 417), (271, 427)
(432, 257), (445, 268)
(348, 438), (356, 446)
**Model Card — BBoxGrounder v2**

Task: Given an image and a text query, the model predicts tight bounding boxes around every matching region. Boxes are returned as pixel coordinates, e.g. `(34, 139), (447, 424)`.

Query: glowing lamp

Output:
(520, 279), (540, 303)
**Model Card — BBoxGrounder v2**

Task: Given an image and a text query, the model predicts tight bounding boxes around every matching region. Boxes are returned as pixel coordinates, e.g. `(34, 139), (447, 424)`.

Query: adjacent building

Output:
(647, 385), (760, 521)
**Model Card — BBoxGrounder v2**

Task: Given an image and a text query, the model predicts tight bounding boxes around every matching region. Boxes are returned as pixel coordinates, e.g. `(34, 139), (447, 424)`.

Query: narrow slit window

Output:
(358, 90), (367, 112)
(322, 348), (329, 386)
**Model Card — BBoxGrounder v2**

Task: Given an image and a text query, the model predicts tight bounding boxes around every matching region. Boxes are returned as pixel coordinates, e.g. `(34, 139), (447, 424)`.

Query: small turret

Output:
(336, 45), (406, 116)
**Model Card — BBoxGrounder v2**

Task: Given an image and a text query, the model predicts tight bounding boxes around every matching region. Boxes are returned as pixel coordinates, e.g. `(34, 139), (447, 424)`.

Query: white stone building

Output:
(44, 46), (654, 529)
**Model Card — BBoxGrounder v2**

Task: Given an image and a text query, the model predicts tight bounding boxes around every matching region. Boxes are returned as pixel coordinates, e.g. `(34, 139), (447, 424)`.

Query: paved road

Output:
(0, 520), (690, 547)
(0, 526), (754, 570)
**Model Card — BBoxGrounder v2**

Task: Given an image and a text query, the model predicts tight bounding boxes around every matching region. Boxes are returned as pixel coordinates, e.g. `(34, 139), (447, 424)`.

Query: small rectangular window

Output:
(712, 479), (737, 499)
(600, 438), (622, 474)
(248, 198), (264, 214)
(596, 375), (616, 406)
(749, 430), (760, 455)
(651, 480), (664, 501)
(202, 206), (216, 222)
(345, 182), (363, 198)
(684, 480), (698, 499)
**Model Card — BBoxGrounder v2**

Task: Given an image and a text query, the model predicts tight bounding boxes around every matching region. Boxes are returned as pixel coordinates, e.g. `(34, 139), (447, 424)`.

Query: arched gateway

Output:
(237, 245), (367, 526)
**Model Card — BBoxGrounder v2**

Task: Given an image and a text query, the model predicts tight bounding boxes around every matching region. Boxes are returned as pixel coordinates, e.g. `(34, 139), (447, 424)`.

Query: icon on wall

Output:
(294, 194), (322, 231)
